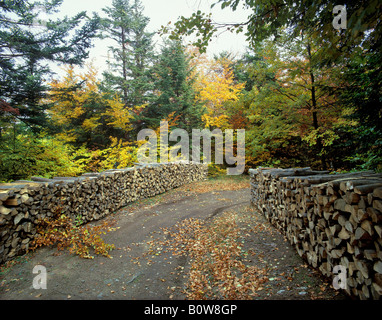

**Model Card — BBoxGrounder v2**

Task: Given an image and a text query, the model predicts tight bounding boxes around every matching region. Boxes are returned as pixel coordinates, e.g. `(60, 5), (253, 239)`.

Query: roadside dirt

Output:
(0, 177), (348, 300)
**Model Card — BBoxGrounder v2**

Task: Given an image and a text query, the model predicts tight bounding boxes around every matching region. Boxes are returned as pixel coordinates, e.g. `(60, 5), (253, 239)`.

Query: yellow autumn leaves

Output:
(189, 49), (245, 130)
(48, 51), (245, 144)
(44, 52), (245, 176)
(47, 63), (135, 143)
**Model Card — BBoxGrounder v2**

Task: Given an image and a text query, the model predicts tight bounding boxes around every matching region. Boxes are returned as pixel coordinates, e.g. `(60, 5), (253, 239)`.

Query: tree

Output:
(0, 0), (100, 131)
(169, 0), (382, 170)
(168, 0), (381, 62)
(192, 53), (245, 129)
(47, 64), (133, 149)
(141, 40), (204, 132)
(228, 33), (353, 169)
(101, 0), (154, 109)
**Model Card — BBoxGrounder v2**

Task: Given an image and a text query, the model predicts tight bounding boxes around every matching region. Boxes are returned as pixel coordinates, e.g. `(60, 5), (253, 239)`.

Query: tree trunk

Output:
(307, 42), (326, 170)
(121, 26), (129, 105)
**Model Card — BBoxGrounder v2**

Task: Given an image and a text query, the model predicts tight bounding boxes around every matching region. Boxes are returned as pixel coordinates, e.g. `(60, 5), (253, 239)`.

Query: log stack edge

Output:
(249, 167), (382, 300)
(0, 161), (207, 265)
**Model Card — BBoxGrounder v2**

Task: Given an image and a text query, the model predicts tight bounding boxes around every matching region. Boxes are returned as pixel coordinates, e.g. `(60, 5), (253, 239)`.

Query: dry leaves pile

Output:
(146, 211), (269, 300)
(30, 214), (117, 259)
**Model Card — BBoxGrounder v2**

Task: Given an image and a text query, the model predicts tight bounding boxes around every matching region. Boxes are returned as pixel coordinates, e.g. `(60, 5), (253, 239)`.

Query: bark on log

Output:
(250, 167), (382, 300)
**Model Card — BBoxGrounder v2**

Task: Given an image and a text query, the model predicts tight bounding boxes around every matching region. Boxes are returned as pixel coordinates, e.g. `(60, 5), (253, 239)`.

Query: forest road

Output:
(0, 186), (347, 300)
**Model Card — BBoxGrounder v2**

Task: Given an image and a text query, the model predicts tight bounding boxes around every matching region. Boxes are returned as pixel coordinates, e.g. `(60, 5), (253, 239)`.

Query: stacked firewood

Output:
(0, 162), (207, 264)
(250, 167), (382, 300)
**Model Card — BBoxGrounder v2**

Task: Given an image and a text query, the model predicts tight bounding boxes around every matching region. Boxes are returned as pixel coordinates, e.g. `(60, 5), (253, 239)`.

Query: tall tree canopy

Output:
(1, 0), (381, 181)
(0, 0), (100, 130)
(168, 0), (381, 58)
(101, 0), (154, 108)
(140, 40), (204, 133)
(167, 0), (382, 171)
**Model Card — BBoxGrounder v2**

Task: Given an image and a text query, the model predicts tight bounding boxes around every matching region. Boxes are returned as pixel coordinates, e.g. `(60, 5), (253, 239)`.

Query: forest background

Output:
(0, 0), (381, 182)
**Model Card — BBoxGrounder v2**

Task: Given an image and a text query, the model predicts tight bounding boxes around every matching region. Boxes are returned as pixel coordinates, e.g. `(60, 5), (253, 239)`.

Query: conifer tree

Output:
(101, 0), (154, 109)
(0, 0), (100, 131)
(142, 40), (204, 133)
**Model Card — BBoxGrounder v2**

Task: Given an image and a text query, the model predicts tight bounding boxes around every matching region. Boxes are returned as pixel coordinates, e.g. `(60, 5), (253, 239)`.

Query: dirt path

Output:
(0, 179), (347, 300)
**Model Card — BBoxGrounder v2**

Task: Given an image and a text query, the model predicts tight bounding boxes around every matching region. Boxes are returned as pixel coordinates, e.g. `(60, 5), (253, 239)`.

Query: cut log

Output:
(374, 261), (382, 274)
(0, 205), (12, 215)
(31, 176), (53, 182)
(334, 199), (347, 212)
(354, 258), (371, 279)
(364, 249), (377, 261)
(374, 273), (382, 287)
(373, 187), (382, 199)
(367, 207), (382, 223)
(346, 192), (360, 204)
(361, 220), (374, 237)
(330, 247), (345, 259)
(4, 197), (21, 206)
(338, 227), (351, 240)
(347, 242), (355, 254)
(371, 283), (382, 300)
(345, 220), (354, 233)
(330, 224), (341, 236)
(14, 213), (24, 225)
(373, 199), (382, 212)
(355, 227), (373, 241)
(375, 225), (382, 238)
(0, 191), (9, 201)
(354, 183), (382, 195)
(343, 178), (382, 190)
(354, 208), (368, 223)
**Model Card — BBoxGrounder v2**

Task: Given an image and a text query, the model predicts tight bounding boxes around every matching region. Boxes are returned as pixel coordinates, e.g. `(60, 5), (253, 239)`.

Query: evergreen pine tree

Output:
(0, 0), (100, 131)
(142, 40), (204, 133)
(101, 0), (154, 109)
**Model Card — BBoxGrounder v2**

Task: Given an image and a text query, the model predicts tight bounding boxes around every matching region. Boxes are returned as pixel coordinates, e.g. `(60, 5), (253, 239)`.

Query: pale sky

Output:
(50, 0), (250, 77)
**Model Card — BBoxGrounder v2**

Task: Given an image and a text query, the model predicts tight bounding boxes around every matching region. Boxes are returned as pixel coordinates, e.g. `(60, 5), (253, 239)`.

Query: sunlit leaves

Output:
(191, 53), (245, 129)
(162, 11), (217, 53)
(48, 63), (102, 132)
(103, 95), (133, 132)
(47, 63), (134, 148)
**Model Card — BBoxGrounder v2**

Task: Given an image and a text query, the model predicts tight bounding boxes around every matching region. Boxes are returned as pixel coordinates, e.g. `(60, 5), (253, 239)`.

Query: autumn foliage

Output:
(190, 50), (245, 129)
(30, 209), (116, 259)
(145, 211), (268, 300)
(173, 215), (268, 299)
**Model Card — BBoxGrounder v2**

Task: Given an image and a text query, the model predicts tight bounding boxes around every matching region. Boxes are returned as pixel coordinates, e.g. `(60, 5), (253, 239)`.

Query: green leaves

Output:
(0, 0), (100, 130)
(141, 40), (204, 132)
(101, 0), (154, 108)
(166, 12), (217, 54)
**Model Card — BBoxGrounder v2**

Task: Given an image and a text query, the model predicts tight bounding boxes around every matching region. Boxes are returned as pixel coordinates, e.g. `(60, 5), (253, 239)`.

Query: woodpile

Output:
(0, 161), (207, 264)
(250, 167), (382, 300)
